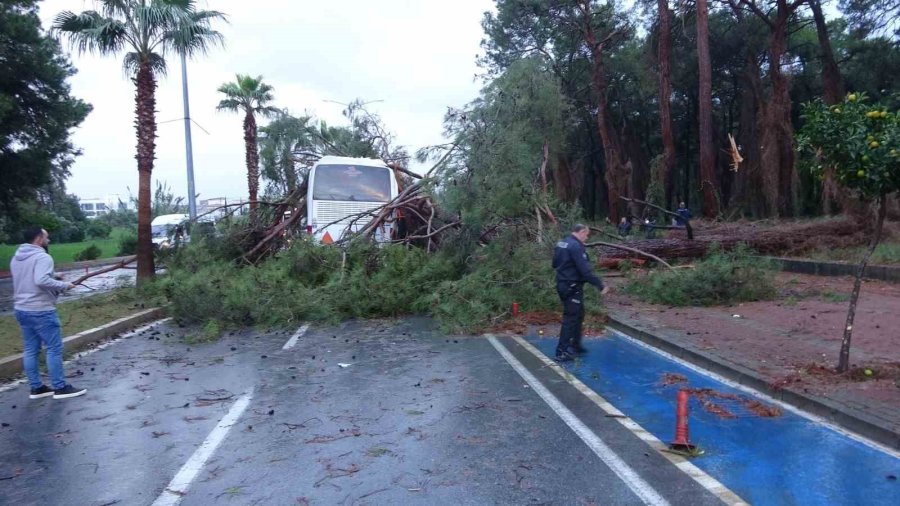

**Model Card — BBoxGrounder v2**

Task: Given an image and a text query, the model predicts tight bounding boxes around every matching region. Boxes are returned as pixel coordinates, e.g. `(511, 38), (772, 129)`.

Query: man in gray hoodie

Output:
(11, 227), (87, 399)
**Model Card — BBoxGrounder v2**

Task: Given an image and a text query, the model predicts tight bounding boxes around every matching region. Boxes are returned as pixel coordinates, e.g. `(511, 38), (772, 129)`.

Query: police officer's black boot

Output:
(554, 350), (574, 362)
(568, 341), (588, 355)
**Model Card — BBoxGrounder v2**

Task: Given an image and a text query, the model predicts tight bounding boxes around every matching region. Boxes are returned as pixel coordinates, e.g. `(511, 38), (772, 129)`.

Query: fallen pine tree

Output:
(590, 217), (871, 262)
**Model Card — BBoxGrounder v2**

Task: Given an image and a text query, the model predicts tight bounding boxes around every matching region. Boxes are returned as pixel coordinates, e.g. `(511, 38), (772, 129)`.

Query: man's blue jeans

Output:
(15, 310), (66, 390)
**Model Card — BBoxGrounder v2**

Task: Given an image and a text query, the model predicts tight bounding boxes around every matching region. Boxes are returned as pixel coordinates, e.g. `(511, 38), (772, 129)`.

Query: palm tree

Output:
(53, 0), (225, 283)
(217, 75), (279, 213)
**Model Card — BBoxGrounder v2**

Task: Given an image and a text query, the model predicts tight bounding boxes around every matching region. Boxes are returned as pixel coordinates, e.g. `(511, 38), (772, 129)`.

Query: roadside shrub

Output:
(117, 233), (138, 256)
(55, 224), (85, 243)
(74, 244), (102, 261)
(85, 220), (112, 239)
(625, 244), (776, 306)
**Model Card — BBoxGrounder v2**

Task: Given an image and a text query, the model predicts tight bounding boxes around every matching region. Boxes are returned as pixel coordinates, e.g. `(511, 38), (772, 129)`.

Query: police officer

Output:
(552, 224), (608, 362)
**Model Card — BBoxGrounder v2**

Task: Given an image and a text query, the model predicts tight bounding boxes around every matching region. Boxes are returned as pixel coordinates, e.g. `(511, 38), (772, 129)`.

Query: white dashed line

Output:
(500, 334), (749, 506)
(281, 324), (310, 350)
(487, 336), (670, 506)
(152, 391), (253, 506)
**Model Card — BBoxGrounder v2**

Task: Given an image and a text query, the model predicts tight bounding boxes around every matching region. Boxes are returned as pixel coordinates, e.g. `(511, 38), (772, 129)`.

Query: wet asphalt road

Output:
(0, 318), (722, 505)
(0, 268), (136, 316)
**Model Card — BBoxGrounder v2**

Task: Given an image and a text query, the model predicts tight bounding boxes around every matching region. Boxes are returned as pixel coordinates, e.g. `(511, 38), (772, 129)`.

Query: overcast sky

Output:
(38, 0), (495, 203)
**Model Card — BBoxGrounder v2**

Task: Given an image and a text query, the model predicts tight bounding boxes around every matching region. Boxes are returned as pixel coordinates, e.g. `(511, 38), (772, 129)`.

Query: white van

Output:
(305, 156), (399, 243)
(151, 214), (189, 249)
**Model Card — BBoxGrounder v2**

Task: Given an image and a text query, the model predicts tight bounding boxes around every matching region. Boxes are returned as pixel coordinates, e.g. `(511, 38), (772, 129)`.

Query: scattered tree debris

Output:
(659, 376), (782, 419)
(659, 373), (688, 386)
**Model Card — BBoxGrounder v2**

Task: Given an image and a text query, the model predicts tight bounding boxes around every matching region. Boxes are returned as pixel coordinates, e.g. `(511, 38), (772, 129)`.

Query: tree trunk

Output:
(810, 0), (845, 105)
(837, 196), (887, 373)
(134, 61), (157, 283)
(810, 0), (846, 214)
(765, 2), (798, 217)
(657, 0), (677, 210)
(734, 53), (764, 216)
(284, 150), (298, 194)
(244, 112), (260, 212)
(594, 216), (861, 261)
(696, 0), (719, 218)
(579, 0), (627, 223)
(554, 154), (580, 204)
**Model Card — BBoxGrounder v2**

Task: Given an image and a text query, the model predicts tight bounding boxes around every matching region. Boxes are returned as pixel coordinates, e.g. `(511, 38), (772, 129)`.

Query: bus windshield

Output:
(152, 225), (172, 238)
(312, 164), (391, 202)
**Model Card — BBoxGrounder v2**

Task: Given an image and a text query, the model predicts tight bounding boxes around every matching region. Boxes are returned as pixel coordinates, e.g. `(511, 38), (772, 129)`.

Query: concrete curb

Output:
(605, 312), (900, 451)
(0, 307), (166, 381)
(763, 256), (900, 283)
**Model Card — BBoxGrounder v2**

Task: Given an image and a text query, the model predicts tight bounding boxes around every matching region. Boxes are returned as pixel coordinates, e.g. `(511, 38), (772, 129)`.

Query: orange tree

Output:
(799, 92), (899, 373)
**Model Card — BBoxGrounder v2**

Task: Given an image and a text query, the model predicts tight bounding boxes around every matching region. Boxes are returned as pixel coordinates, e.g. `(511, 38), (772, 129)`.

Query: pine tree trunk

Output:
(736, 53), (764, 217)
(810, 0), (846, 214)
(579, 0), (627, 223)
(837, 196), (887, 373)
(767, 2), (797, 217)
(657, 0), (677, 210)
(810, 0), (845, 106)
(134, 61), (157, 283)
(737, 0), (802, 217)
(696, 0), (719, 218)
(244, 112), (260, 212)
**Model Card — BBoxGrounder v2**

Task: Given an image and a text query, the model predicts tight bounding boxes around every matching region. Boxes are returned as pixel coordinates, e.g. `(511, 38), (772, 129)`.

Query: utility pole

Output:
(181, 52), (197, 220)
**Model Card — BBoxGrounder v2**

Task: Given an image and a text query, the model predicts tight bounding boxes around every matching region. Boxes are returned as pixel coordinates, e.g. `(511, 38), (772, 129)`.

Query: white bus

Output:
(305, 156), (399, 243)
(151, 213), (189, 249)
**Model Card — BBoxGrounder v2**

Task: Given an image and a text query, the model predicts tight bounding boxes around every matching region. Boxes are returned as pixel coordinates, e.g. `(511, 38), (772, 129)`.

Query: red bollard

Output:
(511, 302), (519, 317)
(671, 389), (696, 451)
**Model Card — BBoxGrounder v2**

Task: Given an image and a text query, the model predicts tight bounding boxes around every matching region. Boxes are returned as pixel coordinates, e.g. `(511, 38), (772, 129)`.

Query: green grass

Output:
(0, 289), (157, 358)
(806, 240), (900, 265)
(821, 290), (851, 303)
(0, 227), (133, 271)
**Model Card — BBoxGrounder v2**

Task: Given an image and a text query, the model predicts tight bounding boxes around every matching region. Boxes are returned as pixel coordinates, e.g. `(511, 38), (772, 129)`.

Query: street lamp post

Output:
(181, 52), (197, 220)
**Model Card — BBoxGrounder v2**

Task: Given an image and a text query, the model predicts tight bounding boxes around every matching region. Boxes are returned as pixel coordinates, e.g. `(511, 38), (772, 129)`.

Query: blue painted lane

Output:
(531, 335), (900, 506)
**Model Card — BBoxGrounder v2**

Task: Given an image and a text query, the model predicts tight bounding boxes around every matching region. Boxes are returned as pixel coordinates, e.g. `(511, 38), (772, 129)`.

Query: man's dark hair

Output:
(572, 223), (588, 233)
(22, 226), (44, 244)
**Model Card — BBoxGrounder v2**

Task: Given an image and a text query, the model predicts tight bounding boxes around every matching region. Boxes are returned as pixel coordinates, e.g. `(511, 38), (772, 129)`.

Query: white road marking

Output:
(608, 327), (900, 459)
(504, 334), (748, 506)
(152, 391), (253, 506)
(281, 324), (310, 350)
(0, 317), (172, 393)
(487, 336), (670, 506)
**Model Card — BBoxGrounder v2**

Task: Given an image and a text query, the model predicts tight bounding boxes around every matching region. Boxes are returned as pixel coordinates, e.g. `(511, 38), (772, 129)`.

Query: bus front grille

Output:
(313, 201), (385, 227)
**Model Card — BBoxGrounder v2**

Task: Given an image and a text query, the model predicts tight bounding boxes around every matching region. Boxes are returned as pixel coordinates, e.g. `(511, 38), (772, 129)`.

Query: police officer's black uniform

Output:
(552, 234), (604, 359)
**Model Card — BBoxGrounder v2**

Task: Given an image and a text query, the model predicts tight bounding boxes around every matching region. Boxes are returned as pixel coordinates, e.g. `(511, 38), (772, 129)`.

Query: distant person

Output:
(173, 224), (185, 247)
(10, 227), (87, 400)
(676, 201), (692, 227)
(644, 218), (658, 239)
(552, 224), (609, 362)
(617, 217), (632, 238)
